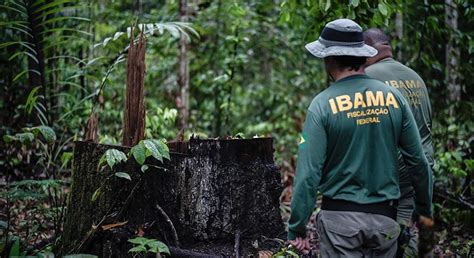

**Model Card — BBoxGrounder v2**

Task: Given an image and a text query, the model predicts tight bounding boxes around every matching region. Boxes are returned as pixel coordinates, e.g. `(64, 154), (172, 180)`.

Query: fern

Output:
(0, 0), (90, 125)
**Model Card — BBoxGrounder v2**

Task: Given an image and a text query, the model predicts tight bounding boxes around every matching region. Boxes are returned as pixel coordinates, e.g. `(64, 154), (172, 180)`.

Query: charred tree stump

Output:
(60, 138), (284, 257)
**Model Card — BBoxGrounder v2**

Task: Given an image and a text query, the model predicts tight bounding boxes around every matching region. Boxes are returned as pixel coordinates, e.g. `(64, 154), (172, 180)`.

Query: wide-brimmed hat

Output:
(305, 19), (377, 58)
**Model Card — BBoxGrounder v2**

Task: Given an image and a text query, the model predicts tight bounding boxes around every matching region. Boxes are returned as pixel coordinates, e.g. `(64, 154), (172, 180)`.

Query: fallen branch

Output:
(72, 214), (108, 253)
(234, 229), (241, 258)
(116, 178), (143, 220)
(434, 191), (474, 210)
(457, 195), (474, 210)
(155, 204), (179, 247)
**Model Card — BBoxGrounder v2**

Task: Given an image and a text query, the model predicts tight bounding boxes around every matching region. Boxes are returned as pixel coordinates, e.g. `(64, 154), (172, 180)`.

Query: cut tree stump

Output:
(60, 138), (284, 257)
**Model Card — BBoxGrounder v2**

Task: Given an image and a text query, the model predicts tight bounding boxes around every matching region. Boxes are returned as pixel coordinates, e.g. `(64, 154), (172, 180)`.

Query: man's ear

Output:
(323, 57), (333, 69)
(365, 56), (375, 67)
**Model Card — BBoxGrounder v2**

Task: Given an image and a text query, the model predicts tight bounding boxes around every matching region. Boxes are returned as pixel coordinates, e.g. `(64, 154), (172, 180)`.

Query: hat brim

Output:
(305, 40), (377, 58)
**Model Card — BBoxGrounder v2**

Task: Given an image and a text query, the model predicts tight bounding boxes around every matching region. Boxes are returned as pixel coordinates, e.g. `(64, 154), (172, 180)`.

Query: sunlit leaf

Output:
(147, 240), (170, 254)
(61, 152), (73, 167)
(15, 132), (35, 144)
(378, 3), (388, 16)
(28, 125), (56, 143)
(91, 188), (101, 202)
(131, 142), (146, 165)
(114, 172), (131, 180)
(128, 237), (149, 245)
(128, 246), (147, 253)
(100, 149), (127, 169)
(143, 139), (163, 162)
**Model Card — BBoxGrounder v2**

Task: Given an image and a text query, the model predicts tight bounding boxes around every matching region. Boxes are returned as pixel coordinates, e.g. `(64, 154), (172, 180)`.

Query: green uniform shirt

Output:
(288, 74), (432, 240)
(366, 58), (434, 188)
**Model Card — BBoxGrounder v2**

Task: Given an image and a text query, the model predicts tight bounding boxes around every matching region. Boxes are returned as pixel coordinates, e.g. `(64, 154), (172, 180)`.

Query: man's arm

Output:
(288, 109), (327, 240)
(398, 98), (433, 218)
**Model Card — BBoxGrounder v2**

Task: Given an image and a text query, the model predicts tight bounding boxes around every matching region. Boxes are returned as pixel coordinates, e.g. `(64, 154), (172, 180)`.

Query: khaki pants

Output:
(397, 186), (421, 258)
(317, 210), (400, 258)
(397, 186), (415, 226)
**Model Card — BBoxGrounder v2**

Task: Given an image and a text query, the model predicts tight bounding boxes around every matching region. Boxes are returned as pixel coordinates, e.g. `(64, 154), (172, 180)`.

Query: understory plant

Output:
(128, 236), (170, 257)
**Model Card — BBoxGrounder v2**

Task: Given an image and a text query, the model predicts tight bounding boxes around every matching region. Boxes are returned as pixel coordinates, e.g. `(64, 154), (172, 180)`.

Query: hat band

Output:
(318, 37), (365, 47)
(320, 27), (363, 42)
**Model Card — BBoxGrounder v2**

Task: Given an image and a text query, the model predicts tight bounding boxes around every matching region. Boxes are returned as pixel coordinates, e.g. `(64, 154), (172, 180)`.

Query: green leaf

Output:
(101, 149), (127, 169)
(9, 238), (20, 256)
(3, 135), (17, 143)
(147, 240), (170, 255)
(324, 0), (331, 12)
(447, 124), (457, 132)
(15, 132), (35, 144)
(151, 139), (170, 160)
(131, 142), (146, 165)
(91, 188), (101, 202)
(128, 246), (147, 253)
(378, 3), (388, 16)
(128, 237), (149, 245)
(286, 250), (299, 257)
(452, 151), (463, 162)
(350, 0), (360, 7)
(143, 139), (163, 162)
(61, 152), (73, 167)
(451, 168), (467, 178)
(141, 164), (149, 173)
(25, 86), (41, 114)
(114, 172), (131, 180)
(98, 154), (107, 168)
(29, 125), (56, 143)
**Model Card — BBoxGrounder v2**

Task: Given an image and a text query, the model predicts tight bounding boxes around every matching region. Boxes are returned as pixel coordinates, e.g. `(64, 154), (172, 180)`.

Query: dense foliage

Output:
(0, 0), (473, 256)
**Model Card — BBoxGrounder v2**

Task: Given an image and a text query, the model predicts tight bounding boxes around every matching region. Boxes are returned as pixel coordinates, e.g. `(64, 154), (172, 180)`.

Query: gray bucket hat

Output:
(305, 19), (377, 58)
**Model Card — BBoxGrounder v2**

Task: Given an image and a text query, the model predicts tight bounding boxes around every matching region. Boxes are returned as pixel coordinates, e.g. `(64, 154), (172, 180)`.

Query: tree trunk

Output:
(26, 1), (48, 124)
(395, 11), (403, 61)
(122, 29), (146, 146)
(177, 0), (190, 130)
(445, 0), (460, 114)
(60, 138), (284, 257)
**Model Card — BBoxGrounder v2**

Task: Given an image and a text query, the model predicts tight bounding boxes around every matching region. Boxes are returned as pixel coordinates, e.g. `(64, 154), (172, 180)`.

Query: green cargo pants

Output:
(317, 210), (400, 258)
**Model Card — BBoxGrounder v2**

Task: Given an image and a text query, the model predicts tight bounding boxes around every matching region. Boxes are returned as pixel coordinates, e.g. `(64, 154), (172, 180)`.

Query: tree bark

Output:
(177, 0), (190, 130)
(60, 138), (284, 257)
(445, 0), (460, 114)
(26, 1), (48, 124)
(395, 11), (403, 61)
(122, 28), (146, 146)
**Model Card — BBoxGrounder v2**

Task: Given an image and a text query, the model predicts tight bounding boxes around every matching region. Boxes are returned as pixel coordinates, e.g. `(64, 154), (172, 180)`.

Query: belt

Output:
(321, 196), (398, 220)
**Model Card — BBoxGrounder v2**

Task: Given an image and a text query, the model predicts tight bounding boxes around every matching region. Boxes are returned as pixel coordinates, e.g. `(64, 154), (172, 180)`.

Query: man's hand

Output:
(418, 215), (434, 229)
(418, 216), (435, 257)
(289, 237), (310, 253)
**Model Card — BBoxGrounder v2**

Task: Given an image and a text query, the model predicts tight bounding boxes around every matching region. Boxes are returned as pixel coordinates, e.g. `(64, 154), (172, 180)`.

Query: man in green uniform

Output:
(364, 28), (434, 257)
(287, 19), (433, 257)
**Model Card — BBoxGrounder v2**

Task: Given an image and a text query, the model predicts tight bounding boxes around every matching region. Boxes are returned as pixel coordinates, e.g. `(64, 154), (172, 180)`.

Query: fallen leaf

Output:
(258, 250), (273, 258)
(101, 221), (128, 230)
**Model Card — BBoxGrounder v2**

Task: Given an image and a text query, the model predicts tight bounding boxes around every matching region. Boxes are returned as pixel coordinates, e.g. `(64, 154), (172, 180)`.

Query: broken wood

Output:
(122, 26), (146, 146)
(84, 112), (98, 142)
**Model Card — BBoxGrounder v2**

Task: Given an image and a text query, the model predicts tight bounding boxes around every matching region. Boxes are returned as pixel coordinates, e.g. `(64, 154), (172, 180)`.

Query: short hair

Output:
(363, 28), (390, 46)
(330, 56), (367, 71)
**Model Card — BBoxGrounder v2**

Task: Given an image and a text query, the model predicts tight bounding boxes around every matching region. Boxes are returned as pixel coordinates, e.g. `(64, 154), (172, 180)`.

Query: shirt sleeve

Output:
(398, 98), (433, 218)
(287, 109), (327, 240)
